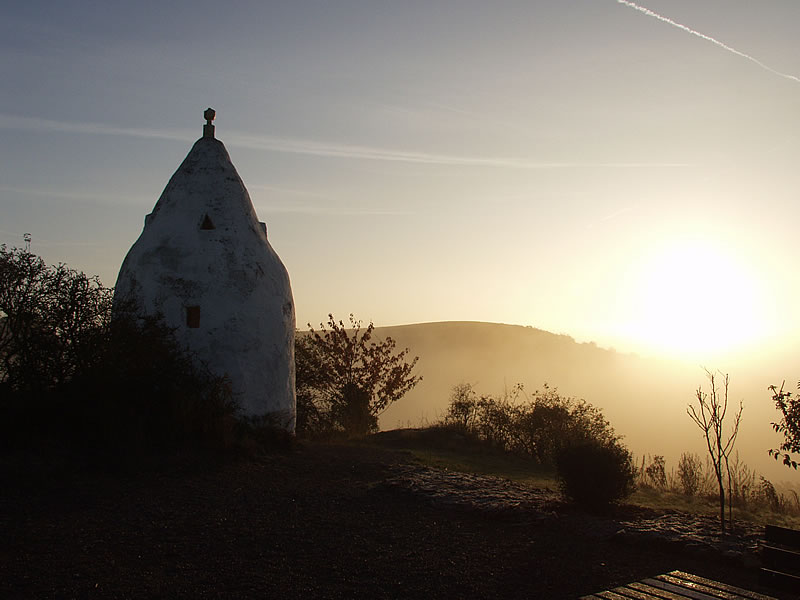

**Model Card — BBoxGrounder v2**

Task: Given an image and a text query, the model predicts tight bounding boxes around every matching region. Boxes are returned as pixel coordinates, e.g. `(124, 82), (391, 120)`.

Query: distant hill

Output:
(367, 321), (791, 483)
(373, 321), (686, 443)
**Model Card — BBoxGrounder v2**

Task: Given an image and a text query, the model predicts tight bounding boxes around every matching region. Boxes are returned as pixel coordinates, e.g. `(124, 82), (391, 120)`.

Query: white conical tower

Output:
(115, 109), (295, 430)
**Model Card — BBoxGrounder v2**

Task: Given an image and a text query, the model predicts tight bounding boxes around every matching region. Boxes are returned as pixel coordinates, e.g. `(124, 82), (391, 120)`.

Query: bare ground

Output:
(1, 441), (794, 599)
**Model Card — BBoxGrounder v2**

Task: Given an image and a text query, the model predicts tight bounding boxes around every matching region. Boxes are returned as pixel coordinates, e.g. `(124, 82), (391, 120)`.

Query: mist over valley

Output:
(370, 321), (796, 485)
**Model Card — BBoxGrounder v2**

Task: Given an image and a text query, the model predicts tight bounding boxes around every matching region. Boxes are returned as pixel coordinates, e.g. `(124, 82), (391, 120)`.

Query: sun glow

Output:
(619, 238), (769, 360)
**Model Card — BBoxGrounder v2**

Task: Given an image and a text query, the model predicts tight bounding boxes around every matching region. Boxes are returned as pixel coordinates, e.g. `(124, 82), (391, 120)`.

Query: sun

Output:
(620, 238), (768, 360)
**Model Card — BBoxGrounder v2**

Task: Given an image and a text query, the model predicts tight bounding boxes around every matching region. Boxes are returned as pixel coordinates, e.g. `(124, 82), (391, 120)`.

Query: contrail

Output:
(617, 0), (800, 84)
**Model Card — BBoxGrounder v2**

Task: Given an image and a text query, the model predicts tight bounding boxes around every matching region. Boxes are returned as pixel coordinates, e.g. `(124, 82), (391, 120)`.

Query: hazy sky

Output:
(3, 0), (800, 363)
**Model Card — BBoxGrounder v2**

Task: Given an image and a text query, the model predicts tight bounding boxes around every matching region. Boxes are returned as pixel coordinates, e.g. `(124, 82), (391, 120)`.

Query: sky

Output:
(2, 0), (800, 366)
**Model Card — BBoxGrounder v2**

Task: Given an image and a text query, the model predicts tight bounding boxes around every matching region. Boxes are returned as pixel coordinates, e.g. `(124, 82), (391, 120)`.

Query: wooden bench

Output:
(581, 569), (778, 599)
(760, 524), (800, 593)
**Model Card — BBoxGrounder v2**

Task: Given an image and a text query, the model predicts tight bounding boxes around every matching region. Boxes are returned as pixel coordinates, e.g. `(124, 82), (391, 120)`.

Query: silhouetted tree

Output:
(445, 382), (480, 430)
(295, 314), (421, 437)
(767, 381), (800, 470)
(0, 244), (113, 393)
(0, 245), (235, 459)
(688, 370), (742, 533)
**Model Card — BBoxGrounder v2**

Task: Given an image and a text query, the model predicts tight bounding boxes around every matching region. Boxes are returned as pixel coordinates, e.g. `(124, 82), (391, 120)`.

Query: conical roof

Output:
(146, 135), (264, 241)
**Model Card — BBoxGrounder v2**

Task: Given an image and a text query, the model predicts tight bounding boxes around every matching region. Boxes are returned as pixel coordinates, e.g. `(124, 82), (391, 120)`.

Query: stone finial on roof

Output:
(203, 107), (216, 138)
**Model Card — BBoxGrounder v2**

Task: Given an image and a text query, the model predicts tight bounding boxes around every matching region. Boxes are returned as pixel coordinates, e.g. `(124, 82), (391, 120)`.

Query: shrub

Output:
(727, 452), (757, 509)
(441, 383), (619, 467)
(676, 452), (705, 497)
(73, 310), (237, 460)
(757, 477), (788, 514)
(295, 315), (421, 438)
(0, 245), (113, 394)
(445, 383), (479, 431)
(556, 441), (636, 508)
(767, 381), (800, 469)
(0, 246), (237, 463)
(638, 455), (667, 490)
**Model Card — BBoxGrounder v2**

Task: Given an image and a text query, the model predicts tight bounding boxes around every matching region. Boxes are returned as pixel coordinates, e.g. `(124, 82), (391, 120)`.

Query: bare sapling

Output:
(687, 370), (743, 533)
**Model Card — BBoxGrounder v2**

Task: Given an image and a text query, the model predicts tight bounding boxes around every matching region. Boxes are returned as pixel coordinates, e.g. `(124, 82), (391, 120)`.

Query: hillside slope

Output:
(369, 321), (788, 482)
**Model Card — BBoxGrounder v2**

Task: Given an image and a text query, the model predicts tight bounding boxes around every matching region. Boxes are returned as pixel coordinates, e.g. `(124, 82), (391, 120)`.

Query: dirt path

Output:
(0, 443), (790, 599)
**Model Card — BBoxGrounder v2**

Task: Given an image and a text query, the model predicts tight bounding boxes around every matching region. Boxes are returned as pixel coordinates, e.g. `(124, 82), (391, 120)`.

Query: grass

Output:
(631, 486), (800, 528)
(364, 426), (800, 527)
(366, 426), (556, 489)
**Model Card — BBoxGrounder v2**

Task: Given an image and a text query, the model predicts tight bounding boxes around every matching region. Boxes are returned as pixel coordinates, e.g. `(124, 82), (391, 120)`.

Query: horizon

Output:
(3, 1), (800, 366)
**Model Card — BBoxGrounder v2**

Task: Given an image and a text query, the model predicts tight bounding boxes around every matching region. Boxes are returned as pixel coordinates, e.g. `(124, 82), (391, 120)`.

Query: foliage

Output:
(727, 452), (757, 510)
(767, 381), (800, 470)
(76, 306), (237, 458)
(676, 452), (705, 497)
(555, 441), (636, 508)
(0, 245), (113, 392)
(441, 381), (634, 509)
(687, 369), (743, 533)
(445, 382), (480, 430)
(0, 245), (236, 462)
(295, 314), (421, 437)
(638, 455), (667, 490)
(442, 382), (618, 467)
(758, 477), (786, 513)
(295, 333), (331, 436)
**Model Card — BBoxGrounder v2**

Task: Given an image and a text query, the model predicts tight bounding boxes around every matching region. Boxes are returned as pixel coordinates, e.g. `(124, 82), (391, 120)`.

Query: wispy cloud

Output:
(0, 112), (690, 170)
(246, 184), (330, 200)
(0, 113), (191, 142)
(256, 202), (412, 217)
(228, 131), (689, 169)
(0, 184), (143, 204)
(617, 0), (800, 84)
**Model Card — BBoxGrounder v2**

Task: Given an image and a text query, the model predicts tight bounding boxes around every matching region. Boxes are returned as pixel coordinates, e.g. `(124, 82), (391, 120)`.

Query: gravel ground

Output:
(1, 442), (794, 599)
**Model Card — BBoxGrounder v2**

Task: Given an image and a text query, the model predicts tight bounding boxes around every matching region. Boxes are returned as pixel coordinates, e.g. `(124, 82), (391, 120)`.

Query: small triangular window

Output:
(200, 214), (215, 230)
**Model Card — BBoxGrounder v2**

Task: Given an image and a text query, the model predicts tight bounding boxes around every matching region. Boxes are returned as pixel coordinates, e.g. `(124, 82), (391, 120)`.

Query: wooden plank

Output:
(585, 571), (780, 600)
(630, 580), (708, 599)
(655, 572), (774, 600)
(762, 544), (800, 576)
(595, 591), (641, 600)
(765, 524), (800, 549)
(607, 586), (672, 600)
(666, 571), (778, 600)
(641, 578), (725, 600)
(759, 567), (800, 593)
(656, 573), (735, 599)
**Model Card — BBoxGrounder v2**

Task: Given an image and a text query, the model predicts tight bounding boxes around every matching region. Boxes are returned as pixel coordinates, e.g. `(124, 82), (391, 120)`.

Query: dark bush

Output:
(0, 245), (237, 464)
(556, 441), (636, 509)
(676, 452), (704, 496)
(639, 454), (667, 490)
(0, 245), (113, 394)
(295, 314), (421, 438)
(69, 310), (237, 461)
(444, 383), (480, 431)
(441, 382), (619, 467)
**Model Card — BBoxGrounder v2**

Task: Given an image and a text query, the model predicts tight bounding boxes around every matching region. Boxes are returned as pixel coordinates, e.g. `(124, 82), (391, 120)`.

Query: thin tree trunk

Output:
(726, 457), (733, 531)
(717, 424), (725, 533)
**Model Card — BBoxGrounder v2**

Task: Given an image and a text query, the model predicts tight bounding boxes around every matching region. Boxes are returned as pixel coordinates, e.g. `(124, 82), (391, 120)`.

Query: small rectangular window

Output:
(186, 306), (201, 328)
